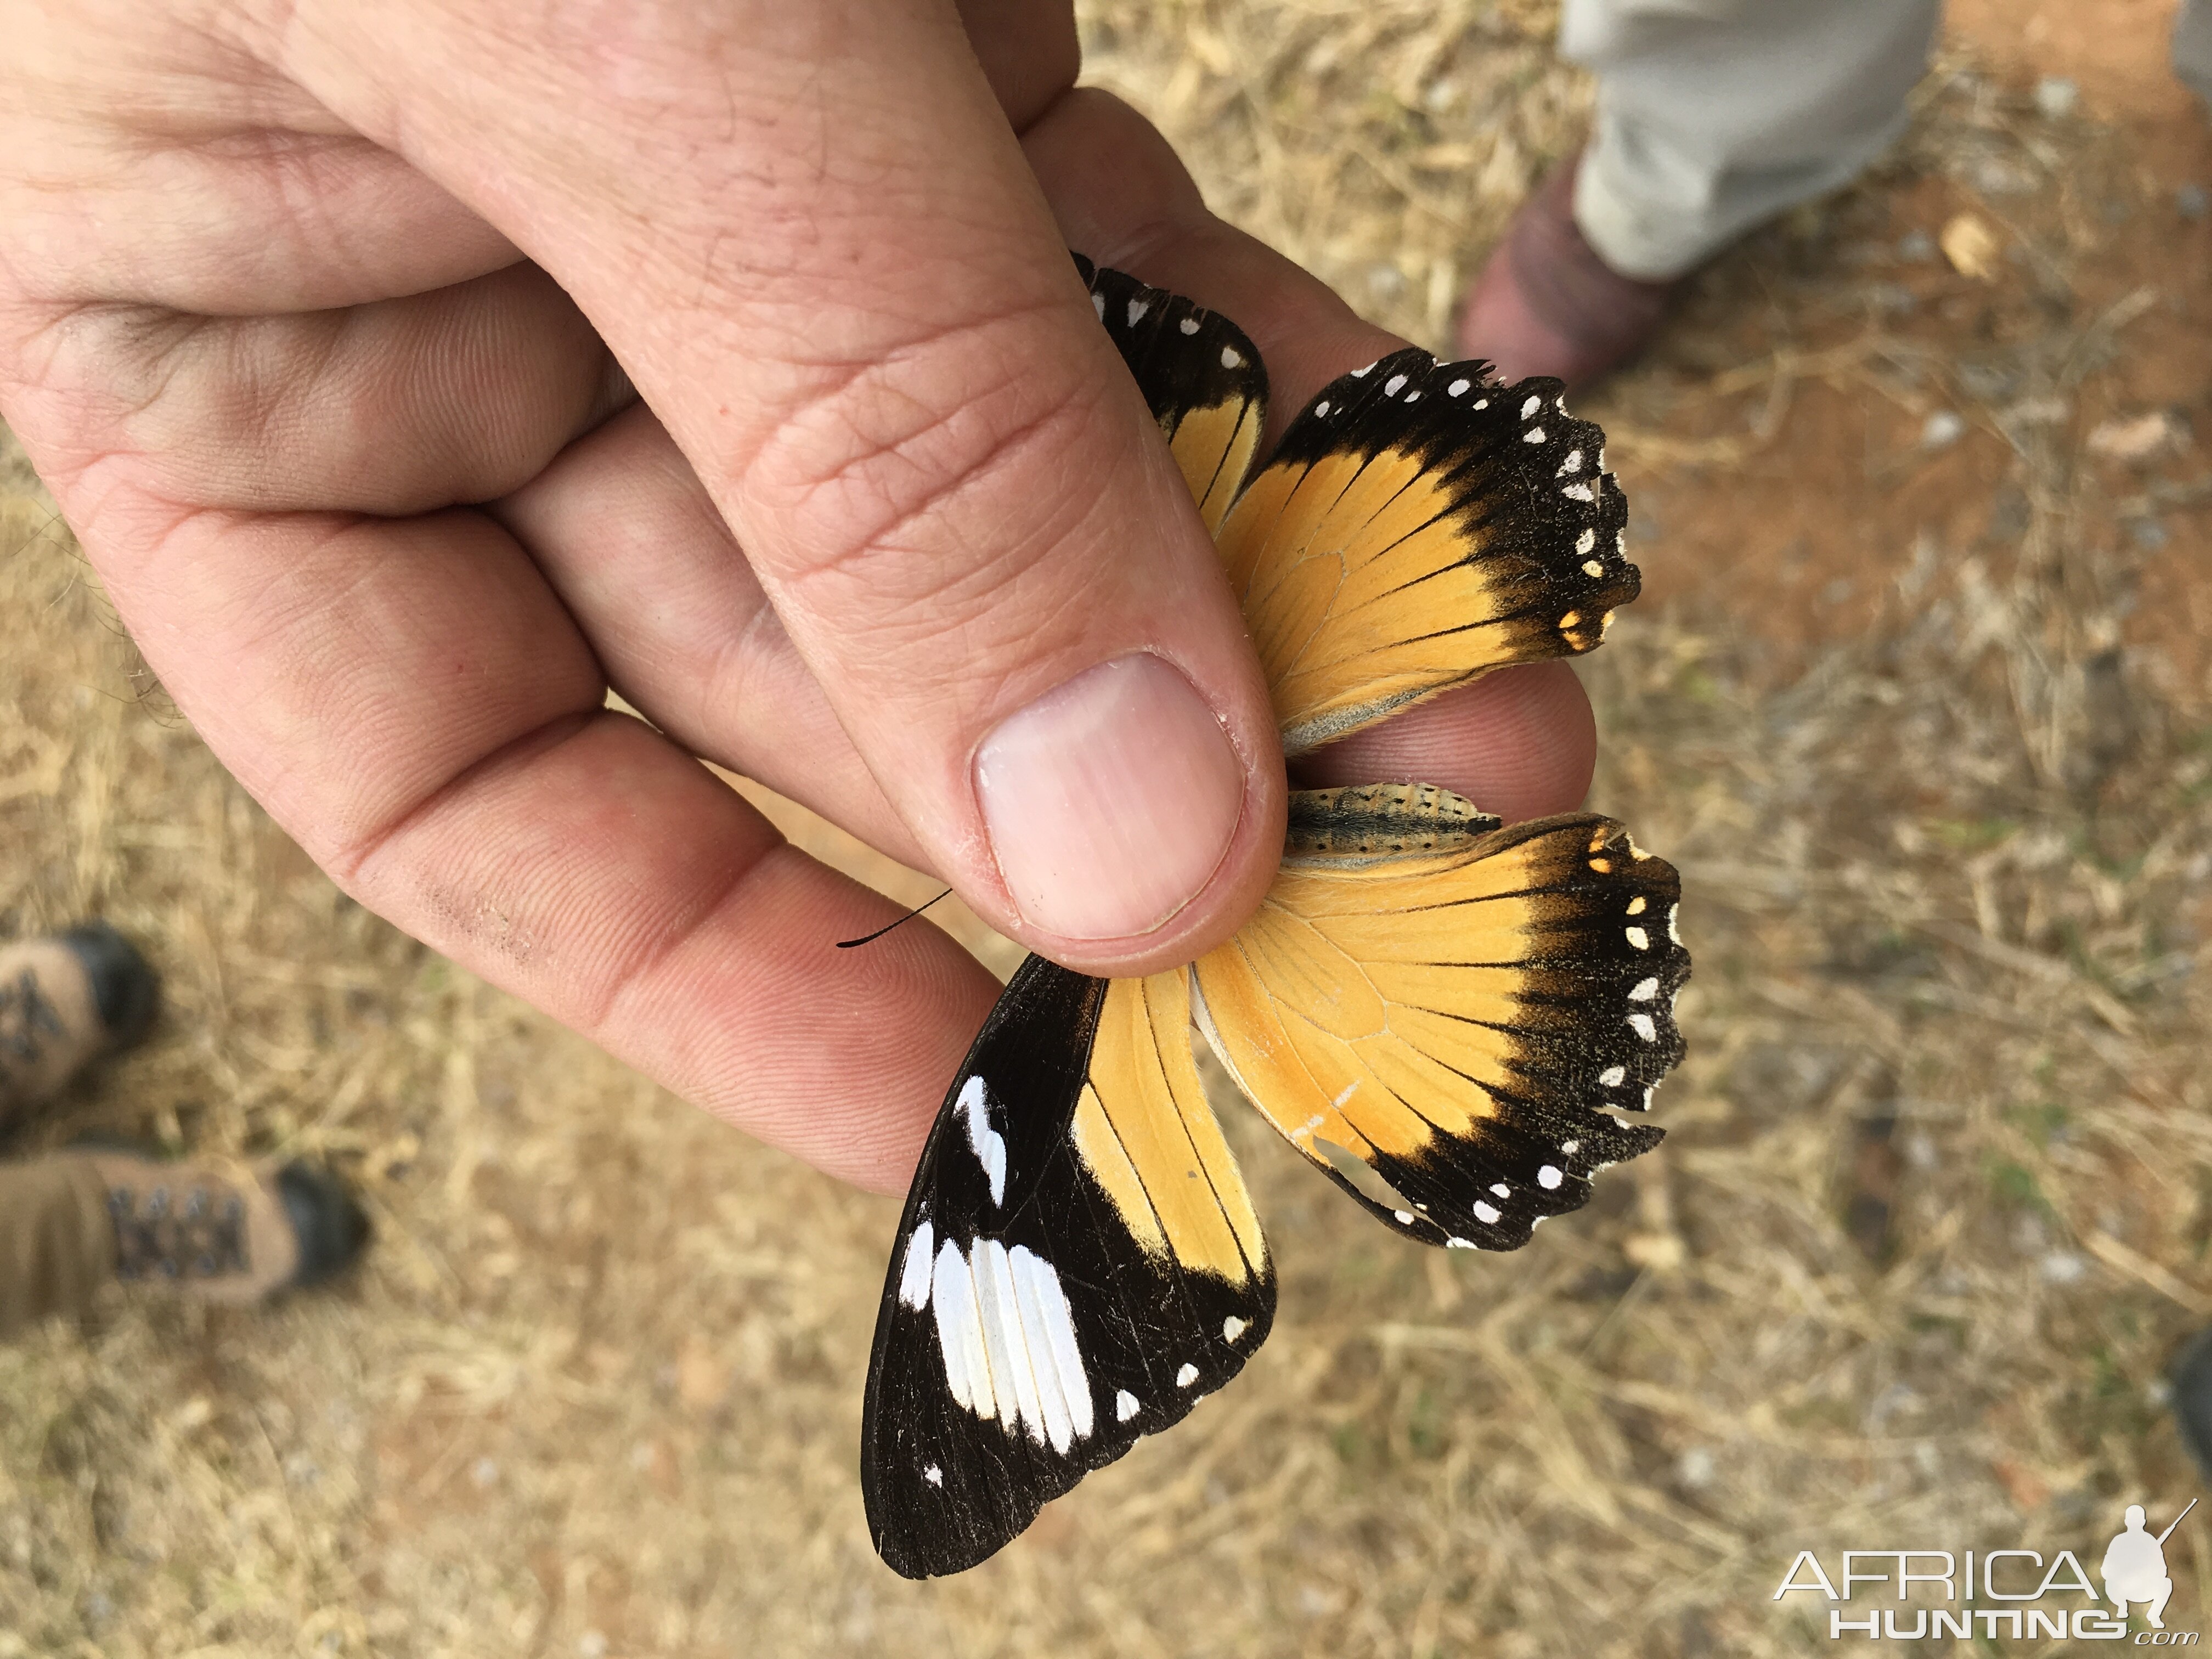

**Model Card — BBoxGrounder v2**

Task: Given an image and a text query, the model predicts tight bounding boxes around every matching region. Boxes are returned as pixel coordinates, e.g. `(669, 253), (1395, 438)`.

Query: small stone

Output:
(1920, 410), (1967, 449)
(2089, 409), (2186, 461)
(1940, 213), (2002, 280)
(2034, 76), (2078, 119)
(2180, 183), (2210, 220)
(470, 1456), (499, 1489)
(2040, 1250), (2088, 1285)
(1677, 1447), (1718, 1489)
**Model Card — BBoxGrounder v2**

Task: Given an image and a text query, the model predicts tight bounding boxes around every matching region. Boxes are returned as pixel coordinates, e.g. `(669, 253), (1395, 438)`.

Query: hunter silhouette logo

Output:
(2106, 1502), (2192, 1631)
(1774, 1499), (2199, 1643)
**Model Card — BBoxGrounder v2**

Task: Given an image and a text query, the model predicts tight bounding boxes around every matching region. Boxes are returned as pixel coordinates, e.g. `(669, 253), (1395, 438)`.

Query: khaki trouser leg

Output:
(2176, 0), (2212, 105)
(1561, 0), (1943, 279)
(0, 1157), (116, 1341)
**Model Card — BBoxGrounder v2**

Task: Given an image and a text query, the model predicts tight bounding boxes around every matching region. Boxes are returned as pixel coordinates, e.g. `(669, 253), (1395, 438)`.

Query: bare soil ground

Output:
(5, 3), (2212, 1655)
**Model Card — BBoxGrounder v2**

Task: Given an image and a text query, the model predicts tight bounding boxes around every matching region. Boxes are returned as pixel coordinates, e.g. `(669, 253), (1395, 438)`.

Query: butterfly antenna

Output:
(837, 889), (955, 950)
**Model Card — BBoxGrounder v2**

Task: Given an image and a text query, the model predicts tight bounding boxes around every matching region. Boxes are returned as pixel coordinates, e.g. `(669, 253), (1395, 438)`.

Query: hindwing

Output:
(1193, 791), (1685, 1251)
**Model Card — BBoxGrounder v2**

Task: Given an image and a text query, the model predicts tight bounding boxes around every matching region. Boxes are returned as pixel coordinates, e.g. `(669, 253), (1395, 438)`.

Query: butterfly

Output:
(859, 255), (1689, 1578)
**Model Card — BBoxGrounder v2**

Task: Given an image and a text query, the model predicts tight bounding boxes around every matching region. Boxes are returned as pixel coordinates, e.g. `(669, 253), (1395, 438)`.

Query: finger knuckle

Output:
(744, 304), (1113, 628)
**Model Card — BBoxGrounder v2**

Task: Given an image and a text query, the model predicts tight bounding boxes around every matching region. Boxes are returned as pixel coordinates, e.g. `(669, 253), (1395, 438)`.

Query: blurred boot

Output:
(1455, 152), (1681, 390)
(0, 923), (160, 1125)
(0, 1149), (369, 1338)
(1457, 0), (1939, 389)
(2169, 1324), (2212, 1483)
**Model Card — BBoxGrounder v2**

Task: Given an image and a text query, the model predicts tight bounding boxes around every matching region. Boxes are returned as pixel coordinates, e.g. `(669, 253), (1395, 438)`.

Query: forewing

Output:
(1192, 805), (1688, 1250)
(863, 956), (1274, 1578)
(1076, 253), (1270, 533)
(1215, 349), (1639, 754)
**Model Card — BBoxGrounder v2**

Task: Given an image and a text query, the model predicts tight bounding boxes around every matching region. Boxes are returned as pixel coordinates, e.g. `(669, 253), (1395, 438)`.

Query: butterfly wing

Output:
(1076, 253), (1269, 534)
(862, 956), (1274, 1579)
(1216, 349), (1639, 754)
(1192, 791), (1686, 1250)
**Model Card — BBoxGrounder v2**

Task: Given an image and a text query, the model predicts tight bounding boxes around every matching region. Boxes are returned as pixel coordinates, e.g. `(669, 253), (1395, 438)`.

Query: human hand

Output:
(0, 0), (1597, 1191)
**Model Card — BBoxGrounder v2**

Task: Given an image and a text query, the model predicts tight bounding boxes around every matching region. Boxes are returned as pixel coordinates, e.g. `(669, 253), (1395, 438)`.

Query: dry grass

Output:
(7, 4), (2212, 1655)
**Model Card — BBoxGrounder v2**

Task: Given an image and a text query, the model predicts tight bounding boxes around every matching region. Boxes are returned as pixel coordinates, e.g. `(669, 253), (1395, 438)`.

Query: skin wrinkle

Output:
(99, 501), (610, 844)
(16, 302), (205, 449)
(583, 824), (780, 1039)
(325, 707), (612, 894)
(763, 368), (1103, 613)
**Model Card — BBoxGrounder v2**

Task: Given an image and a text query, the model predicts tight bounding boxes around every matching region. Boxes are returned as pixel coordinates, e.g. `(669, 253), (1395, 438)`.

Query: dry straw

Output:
(4, 6), (2209, 1655)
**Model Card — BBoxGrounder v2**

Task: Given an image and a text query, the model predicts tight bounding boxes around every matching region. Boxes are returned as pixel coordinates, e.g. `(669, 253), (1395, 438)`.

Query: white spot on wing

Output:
(1013, 1243), (1092, 1446)
(1629, 977), (1659, 1001)
(1116, 1389), (1141, 1422)
(1472, 1201), (1501, 1225)
(898, 1220), (935, 1310)
(1091, 292), (1106, 320)
(1538, 1165), (1564, 1190)
(1583, 560), (1606, 577)
(932, 1240), (991, 1417)
(1667, 903), (1682, 944)
(1221, 346), (1243, 369)
(974, 1239), (1043, 1444)
(1599, 1066), (1625, 1087)
(1489, 1183), (1510, 1198)
(1005, 1245), (1069, 1452)
(1222, 1316), (1248, 1342)
(1332, 1080), (1359, 1108)
(1314, 400), (1331, 417)
(1561, 1139), (1580, 1155)
(1179, 317), (1200, 335)
(1626, 927), (1649, 950)
(954, 1076), (1007, 1207)
(924, 1464), (943, 1486)
(1394, 1209), (1414, 1224)
(1384, 374), (1408, 395)
(1628, 1012), (1658, 1042)
(1447, 1237), (1475, 1249)
(930, 1238), (1095, 1451)
(1562, 482), (1595, 502)
(1556, 449), (1583, 475)
(1523, 426), (1547, 443)
(1576, 528), (1596, 555)
(1520, 395), (1541, 418)
(1626, 895), (1646, 915)
(1127, 297), (1149, 326)
(1448, 378), (1470, 396)
(1175, 1363), (1200, 1388)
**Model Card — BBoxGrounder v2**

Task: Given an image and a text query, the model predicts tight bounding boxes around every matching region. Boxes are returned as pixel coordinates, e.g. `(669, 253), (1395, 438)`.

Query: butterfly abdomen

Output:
(1284, 783), (1503, 865)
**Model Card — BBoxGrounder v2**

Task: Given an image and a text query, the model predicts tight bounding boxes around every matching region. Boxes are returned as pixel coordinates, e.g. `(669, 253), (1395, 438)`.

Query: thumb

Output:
(273, 1), (1286, 975)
